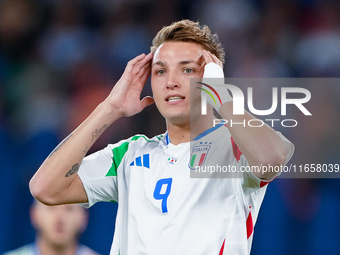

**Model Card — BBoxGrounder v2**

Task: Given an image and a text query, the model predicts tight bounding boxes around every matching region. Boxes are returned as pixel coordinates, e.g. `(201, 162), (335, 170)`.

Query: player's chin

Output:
(165, 112), (191, 126)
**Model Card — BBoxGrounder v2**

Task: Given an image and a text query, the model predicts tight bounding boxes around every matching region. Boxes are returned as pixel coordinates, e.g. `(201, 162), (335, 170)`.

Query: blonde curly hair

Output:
(151, 19), (225, 64)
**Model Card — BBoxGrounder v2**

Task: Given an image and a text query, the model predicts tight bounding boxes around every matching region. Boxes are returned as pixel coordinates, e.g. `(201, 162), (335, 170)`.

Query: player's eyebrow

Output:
(152, 61), (164, 67)
(152, 60), (201, 67)
(179, 60), (198, 65)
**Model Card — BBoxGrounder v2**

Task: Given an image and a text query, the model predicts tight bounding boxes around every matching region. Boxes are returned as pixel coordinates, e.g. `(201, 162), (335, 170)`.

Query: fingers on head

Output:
(125, 54), (144, 73)
(129, 53), (146, 66)
(132, 53), (153, 75)
(127, 53), (150, 72)
(204, 50), (222, 67)
(138, 64), (151, 80)
(211, 53), (222, 65)
(202, 50), (213, 63)
(134, 58), (152, 77)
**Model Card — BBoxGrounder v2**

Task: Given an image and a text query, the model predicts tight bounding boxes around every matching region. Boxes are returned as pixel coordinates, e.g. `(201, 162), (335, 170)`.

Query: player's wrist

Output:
(201, 62), (232, 113)
(203, 62), (224, 79)
(97, 101), (124, 122)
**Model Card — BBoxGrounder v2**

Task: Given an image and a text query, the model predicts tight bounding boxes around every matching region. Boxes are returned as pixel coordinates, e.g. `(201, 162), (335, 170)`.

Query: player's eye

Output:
(156, 69), (165, 75)
(183, 68), (194, 74)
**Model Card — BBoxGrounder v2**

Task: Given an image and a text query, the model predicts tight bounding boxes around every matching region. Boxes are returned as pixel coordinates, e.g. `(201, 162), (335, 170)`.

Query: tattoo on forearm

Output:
(92, 124), (108, 142)
(48, 134), (72, 158)
(65, 164), (80, 177)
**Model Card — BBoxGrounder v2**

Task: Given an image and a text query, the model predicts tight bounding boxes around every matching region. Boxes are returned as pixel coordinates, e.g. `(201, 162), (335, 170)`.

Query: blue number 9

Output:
(153, 178), (172, 213)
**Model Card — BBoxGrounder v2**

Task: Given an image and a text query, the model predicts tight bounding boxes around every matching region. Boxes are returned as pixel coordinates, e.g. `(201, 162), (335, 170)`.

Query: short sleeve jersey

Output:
(78, 123), (294, 255)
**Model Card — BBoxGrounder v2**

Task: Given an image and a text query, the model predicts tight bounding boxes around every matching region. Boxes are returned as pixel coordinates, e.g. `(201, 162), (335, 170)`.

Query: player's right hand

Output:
(104, 52), (155, 117)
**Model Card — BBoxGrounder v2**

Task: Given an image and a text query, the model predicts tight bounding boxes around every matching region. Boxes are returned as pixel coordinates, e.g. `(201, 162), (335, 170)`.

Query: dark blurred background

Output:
(1, 0), (340, 254)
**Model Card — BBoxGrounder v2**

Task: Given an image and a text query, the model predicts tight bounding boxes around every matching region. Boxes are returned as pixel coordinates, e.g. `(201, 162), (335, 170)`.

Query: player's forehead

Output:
(152, 41), (204, 66)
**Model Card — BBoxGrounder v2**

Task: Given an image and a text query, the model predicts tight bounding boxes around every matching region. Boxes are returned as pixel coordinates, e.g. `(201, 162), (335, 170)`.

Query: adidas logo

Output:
(130, 154), (150, 168)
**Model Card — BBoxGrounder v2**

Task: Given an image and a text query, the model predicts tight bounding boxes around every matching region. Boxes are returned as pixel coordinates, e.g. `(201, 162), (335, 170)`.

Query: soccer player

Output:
(3, 200), (100, 255)
(29, 20), (294, 254)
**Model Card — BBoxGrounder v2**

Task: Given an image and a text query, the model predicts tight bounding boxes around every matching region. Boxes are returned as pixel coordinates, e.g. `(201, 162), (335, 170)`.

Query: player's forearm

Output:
(29, 101), (121, 205)
(219, 102), (287, 178)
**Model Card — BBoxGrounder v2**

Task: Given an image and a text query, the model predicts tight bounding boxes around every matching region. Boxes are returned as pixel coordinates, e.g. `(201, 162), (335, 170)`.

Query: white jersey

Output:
(78, 123), (294, 255)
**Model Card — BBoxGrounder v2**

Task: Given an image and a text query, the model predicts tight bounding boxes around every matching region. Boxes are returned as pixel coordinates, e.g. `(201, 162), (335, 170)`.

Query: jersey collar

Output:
(163, 121), (226, 145)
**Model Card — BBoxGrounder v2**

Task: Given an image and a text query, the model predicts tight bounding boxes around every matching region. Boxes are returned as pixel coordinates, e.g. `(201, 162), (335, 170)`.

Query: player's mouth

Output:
(165, 95), (185, 102)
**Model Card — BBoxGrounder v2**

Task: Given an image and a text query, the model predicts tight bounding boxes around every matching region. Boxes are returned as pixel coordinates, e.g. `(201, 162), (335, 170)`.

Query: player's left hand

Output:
(202, 50), (223, 69)
(198, 50), (232, 113)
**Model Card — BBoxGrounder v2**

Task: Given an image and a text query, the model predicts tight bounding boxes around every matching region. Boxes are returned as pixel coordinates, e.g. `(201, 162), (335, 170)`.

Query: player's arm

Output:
(219, 105), (287, 179)
(202, 50), (287, 179)
(29, 52), (154, 205)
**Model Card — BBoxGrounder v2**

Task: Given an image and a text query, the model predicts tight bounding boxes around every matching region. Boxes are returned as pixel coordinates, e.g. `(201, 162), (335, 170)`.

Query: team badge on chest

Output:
(168, 157), (178, 164)
(189, 142), (212, 169)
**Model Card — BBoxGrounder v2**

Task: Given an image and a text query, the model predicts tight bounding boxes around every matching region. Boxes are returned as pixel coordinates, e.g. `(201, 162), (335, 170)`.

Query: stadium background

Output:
(1, 0), (340, 254)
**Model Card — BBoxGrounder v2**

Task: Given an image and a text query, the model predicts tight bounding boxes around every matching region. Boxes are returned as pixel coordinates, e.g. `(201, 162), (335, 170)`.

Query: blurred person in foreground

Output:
(3, 200), (100, 255)
(29, 20), (294, 254)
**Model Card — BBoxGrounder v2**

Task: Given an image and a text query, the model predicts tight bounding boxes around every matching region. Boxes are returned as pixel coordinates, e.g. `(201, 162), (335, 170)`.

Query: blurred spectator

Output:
(2, 201), (100, 255)
(0, 0), (42, 59)
(38, 0), (95, 73)
(294, 0), (340, 76)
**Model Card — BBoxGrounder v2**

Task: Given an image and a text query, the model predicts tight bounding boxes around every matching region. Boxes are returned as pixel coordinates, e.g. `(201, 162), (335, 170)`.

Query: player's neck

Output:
(166, 112), (215, 145)
(37, 236), (77, 255)
(166, 121), (190, 145)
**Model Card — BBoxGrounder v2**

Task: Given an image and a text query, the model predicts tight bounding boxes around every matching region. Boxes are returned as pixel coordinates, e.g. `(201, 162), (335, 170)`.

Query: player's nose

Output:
(166, 71), (179, 89)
